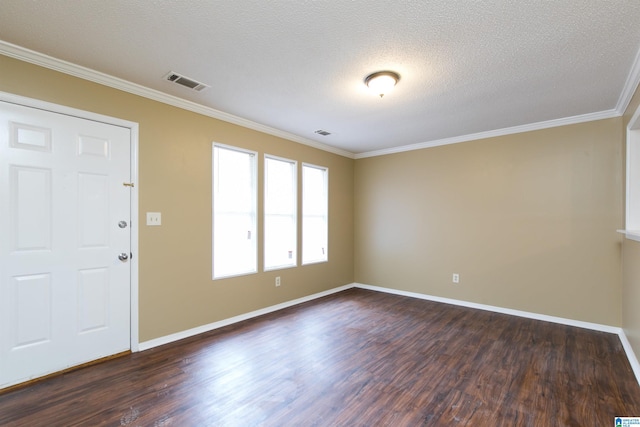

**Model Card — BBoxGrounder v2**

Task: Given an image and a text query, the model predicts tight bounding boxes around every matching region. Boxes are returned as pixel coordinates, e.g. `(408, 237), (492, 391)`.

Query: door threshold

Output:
(0, 350), (131, 395)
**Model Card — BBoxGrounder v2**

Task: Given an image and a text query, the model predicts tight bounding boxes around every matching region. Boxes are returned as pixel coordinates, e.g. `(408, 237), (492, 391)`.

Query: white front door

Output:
(0, 100), (132, 388)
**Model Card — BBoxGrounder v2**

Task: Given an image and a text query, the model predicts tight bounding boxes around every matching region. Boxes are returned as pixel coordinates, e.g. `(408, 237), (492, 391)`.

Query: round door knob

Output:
(118, 221), (128, 229)
(118, 253), (129, 261)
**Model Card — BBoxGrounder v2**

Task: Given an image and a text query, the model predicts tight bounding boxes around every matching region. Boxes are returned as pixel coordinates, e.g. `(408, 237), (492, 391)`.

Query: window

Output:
(212, 144), (257, 279)
(302, 163), (328, 264)
(626, 104), (640, 242)
(264, 156), (297, 270)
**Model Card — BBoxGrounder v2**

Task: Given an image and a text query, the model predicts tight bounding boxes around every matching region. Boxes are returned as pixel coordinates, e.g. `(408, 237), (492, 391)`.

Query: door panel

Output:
(10, 165), (52, 251)
(0, 101), (131, 388)
(12, 273), (51, 348)
(78, 267), (109, 333)
(78, 172), (109, 247)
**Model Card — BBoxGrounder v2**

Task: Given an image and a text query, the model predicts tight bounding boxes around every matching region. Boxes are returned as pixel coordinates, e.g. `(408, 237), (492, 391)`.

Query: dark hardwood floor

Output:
(2, 288), (640, 426)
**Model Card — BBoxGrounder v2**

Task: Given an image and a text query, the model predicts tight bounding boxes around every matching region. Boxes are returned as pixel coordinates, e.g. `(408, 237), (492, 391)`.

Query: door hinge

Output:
(123, 182), (135, 187)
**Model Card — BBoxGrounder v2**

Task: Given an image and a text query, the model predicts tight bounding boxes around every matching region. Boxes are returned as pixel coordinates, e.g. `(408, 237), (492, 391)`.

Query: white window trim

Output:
(620, 103), (640, 243)
(212, 142), (258, 279)
(302, 162), (329, 265)
(264, 154), (298, 271)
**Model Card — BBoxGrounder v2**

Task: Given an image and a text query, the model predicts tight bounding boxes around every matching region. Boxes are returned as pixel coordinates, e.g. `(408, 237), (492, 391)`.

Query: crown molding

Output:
(0, 40), (355, 159)
(355, 109), (620, 159)
(357, 42), (640, 159)
(616, 43), (640, 116)
(3, 39), (638, 161)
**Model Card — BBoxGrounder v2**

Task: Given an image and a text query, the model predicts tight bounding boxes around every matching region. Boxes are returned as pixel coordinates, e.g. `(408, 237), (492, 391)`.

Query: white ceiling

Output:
(1, 1), (640, 158)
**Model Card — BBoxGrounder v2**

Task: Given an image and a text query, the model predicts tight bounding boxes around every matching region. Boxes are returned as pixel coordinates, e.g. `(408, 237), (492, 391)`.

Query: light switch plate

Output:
(146, 212), (161, 226)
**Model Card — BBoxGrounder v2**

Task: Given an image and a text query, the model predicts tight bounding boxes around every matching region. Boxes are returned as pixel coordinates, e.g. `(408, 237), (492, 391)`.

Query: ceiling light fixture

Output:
(365, 71), (400, 98)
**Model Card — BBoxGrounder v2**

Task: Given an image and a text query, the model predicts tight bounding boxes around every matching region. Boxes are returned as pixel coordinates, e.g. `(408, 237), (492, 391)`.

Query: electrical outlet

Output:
(146, 212), (161, 226)
(453, 273), (460, 284)
(275, 276), (281, 287)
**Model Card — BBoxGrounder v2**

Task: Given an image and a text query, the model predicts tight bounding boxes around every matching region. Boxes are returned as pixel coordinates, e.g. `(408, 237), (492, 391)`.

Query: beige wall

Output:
(1, 50), (635, 346)
(623, 82), (640, 357)
(0, 55), (355, 342)
(355, 118), (624, 326)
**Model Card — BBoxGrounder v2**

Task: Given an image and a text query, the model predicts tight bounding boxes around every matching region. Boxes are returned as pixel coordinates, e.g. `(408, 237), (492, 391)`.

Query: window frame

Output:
(212, 143), (258, 279)
(302, 162), (329, 265)
(263, 154), (298, 271)
(625, 105), (640, 242)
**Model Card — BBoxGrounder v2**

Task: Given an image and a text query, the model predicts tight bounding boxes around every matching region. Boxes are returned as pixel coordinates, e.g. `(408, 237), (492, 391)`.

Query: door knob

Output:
(118, 221), (128, 228)
(118, 253), (129, 261)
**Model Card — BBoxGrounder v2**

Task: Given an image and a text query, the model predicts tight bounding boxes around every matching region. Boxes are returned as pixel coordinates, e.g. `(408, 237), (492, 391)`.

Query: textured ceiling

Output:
(1, 1), (640, 157)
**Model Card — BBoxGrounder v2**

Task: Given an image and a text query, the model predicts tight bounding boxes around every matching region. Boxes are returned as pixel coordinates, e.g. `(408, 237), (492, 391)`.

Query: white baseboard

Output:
(354, 283), (618, 332)
(138, 281), (640, 387)
(138, 284), (354, 351)
(354, 282), (640, 386)
(617, 330), (640, 386)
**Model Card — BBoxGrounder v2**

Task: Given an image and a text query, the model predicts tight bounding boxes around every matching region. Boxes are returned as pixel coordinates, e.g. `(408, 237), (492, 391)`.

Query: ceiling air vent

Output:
(315, 130), (331, 136)
(164, 71), (210, 92)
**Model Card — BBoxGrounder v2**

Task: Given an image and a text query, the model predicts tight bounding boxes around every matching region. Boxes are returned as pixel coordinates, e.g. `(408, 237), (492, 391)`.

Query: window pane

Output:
(303, 216), (327, 262)
(302, 164), (328, 264)
(264, 215), (296, 268)
(213, 145), (257, 279)
(264, 156), (296, 270)
(214, 213), (255, 277)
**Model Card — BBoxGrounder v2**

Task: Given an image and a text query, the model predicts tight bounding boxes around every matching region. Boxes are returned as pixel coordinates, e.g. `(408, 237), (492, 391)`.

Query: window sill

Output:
(302, 259), (328, 266)
(617, 229), (640, 243)
(264, 264), (297, 273)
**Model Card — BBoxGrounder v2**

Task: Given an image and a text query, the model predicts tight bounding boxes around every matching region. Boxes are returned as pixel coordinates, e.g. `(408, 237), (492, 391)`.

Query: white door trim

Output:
(0, 91), (140, 352)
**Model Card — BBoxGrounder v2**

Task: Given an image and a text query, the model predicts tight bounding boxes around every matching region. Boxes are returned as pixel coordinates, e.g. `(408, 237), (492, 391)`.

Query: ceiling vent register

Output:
(164, 71), (210, 92)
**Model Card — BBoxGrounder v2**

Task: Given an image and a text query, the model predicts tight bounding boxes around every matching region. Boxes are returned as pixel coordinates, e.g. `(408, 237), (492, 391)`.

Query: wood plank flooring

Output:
(1, 288), (640, 426)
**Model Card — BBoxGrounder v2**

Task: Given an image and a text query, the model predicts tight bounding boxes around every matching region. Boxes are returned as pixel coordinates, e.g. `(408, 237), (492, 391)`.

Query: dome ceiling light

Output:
(364, 71), (400, 98)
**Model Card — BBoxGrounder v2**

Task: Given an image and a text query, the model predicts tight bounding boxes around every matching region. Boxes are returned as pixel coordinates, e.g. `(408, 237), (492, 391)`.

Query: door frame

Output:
(0, 90), (140, 352)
